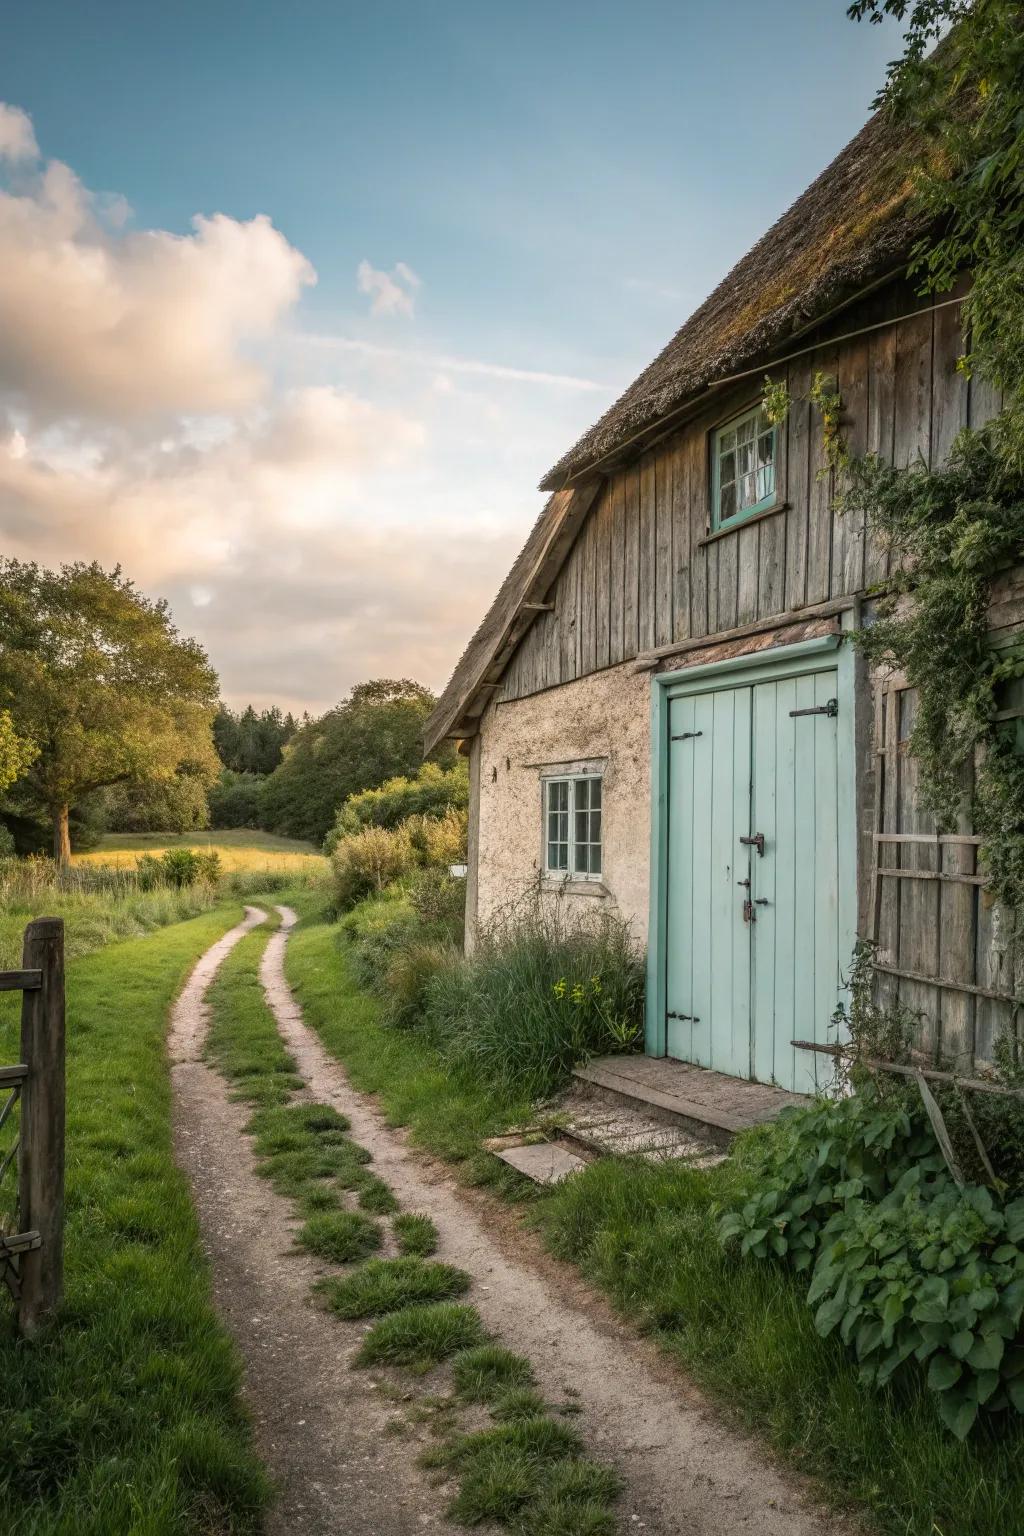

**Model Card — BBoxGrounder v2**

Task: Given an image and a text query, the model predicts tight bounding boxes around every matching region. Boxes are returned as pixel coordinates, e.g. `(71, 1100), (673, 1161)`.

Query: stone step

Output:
(493, 1141), (589, 1185)
(557, 1091), (726, 1168)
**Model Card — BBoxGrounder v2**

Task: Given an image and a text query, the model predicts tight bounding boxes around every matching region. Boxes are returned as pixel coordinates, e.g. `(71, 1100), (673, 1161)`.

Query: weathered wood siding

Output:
(503, 281), (997, 702)
(867, 589), (1024, 1071)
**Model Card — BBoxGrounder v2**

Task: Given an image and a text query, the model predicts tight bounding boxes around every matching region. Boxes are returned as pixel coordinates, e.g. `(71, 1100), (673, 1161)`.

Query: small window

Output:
(544, 775), (602, 880)
(712, 404), (777, 530)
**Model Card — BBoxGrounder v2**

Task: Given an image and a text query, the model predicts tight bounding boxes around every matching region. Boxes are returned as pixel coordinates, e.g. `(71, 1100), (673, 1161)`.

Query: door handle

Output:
(667, 1011), (701, 1022)
(739, 832), (765, 857)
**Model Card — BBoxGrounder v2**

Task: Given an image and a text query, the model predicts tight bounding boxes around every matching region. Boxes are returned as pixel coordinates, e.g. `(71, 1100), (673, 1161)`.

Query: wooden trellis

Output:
(0, 917), (65, 1334)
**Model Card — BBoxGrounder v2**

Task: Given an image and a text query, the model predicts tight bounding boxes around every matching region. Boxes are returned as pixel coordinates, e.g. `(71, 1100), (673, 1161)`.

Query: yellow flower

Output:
(553, 978), (567, 1000)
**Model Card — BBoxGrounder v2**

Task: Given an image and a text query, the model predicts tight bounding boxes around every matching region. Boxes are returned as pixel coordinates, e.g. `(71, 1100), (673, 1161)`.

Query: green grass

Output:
(452, 1345), (537, 1404)
(357, 1174), (400, 1214)
(318, 1257), (471, 1319)
(428, 1417), (619, 1534)
(355, 1302), (487, 1371)
(296, 1210), (382, 1263)
(282, 909), (533, 1192)
(0, 906), (270, 1535)
(393, 1211), (439, 1256)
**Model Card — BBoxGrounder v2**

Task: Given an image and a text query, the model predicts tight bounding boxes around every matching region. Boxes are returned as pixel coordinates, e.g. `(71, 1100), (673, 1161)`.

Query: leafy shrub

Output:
(408, 864), (466, 942)
(408, 807), (468, 869)
(208, 769), (265, 829)
(718, 1083), (1024, 1437)
(339, 891), (419, 989)
(325, 760), (468, 851)
(422, 906), (645, 1099)
(330, 822), (416, 908)
(136, 847), (221, 889)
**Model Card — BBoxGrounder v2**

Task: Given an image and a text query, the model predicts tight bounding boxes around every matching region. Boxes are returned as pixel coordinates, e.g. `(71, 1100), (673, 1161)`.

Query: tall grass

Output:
(0, 858), (220, 968)
(0, 855), (329, 968)
(421, 904), (645, 1099)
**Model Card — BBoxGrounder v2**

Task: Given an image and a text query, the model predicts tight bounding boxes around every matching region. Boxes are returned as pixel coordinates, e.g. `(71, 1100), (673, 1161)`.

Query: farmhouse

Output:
(423, 106), (1023, 1099)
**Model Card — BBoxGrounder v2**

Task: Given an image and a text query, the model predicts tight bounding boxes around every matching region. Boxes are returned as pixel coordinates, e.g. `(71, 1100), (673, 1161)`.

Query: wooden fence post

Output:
(18, 916), (65, 1334)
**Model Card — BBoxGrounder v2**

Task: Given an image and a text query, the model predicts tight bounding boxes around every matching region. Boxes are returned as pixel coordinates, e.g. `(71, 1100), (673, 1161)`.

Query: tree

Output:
(259, 678), (455, 844)
(0, 561), (219, 862)
(0, 708), (36, 793)
(213, 702), (296, 775)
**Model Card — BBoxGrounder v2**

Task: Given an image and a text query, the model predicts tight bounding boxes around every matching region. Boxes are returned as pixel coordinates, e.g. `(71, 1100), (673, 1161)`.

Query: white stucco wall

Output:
(474, 662), (652, 944)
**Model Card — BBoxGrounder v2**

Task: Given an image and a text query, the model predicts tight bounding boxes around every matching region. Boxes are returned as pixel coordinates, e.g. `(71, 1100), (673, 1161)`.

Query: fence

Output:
(0, 917), (65, 1334)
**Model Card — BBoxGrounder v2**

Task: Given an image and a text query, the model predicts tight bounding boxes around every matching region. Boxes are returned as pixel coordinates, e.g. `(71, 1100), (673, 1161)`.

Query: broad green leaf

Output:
(966, 1332), (1004, 1373)
(928, 1353), (962, 1392)
(950, 1330), (975, 1360)
(937, 1389), (979, 1440)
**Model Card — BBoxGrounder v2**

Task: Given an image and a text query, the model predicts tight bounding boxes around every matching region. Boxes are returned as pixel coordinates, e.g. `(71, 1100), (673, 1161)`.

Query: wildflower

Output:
(553, 978), (567, 1000)
(570, 982), (585, 1004)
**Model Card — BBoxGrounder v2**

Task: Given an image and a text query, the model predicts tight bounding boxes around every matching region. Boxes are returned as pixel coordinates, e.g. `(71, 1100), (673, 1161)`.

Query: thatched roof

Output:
(540, 105), (926, 490)
(424, 103), (926, 752)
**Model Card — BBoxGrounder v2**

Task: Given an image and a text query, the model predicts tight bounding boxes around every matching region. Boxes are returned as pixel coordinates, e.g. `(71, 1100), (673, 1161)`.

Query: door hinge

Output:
(667, 1011), (700, 1022)
(789, 697), (838, 719)
(671, 730), (703, 741)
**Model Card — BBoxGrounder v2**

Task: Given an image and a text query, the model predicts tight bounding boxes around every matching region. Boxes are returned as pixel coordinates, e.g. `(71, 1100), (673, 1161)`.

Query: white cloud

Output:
(0, 110), (316, 422)
(0, 104), (38, 163)
(357, 258), (421, 317)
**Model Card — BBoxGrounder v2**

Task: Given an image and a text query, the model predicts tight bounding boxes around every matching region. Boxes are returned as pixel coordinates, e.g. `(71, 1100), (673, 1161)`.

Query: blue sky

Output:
(0, 1), (900, 710)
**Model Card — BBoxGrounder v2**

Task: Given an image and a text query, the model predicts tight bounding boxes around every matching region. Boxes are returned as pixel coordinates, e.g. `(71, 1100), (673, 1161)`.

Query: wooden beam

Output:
(18, 917), (65, 1335)
(792, 1040), (1024, 1099)
(632, 595), (855, 671)
(872, 962), (1022, 1006)
(0, 971), (41, 993)
(875, 866), (989, 887)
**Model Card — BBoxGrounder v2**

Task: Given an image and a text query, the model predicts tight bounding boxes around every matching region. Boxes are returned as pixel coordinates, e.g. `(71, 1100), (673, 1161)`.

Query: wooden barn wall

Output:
(502, 279), (1000, 703)
(867, 586), (1024, 1071)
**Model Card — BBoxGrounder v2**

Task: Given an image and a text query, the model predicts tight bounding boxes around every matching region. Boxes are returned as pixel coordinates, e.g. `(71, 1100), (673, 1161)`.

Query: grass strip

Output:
(355, 1302), (487, 1371)
(297, 1210), (382, 1263)
(393, 1211), (439, 1256)
(318, 1257), (471, 1318)
(452, 1344), (536, 1403)
(0, 905), (270, 1536)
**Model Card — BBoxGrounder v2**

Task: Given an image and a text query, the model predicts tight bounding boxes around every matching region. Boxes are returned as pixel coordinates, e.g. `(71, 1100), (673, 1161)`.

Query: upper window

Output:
(712, 404), (777, 530)
(544, 775), (602, 880)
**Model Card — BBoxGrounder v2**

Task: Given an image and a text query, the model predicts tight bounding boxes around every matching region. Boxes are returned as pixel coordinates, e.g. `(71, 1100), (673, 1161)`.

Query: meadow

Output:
(78, 827), (325, 874)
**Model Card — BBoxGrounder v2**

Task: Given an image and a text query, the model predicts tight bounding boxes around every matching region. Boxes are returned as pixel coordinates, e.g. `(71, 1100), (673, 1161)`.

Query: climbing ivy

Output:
(845, 433), (1024, 909)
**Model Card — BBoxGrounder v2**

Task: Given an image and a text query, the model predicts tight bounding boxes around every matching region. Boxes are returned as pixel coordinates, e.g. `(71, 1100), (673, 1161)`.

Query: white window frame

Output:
(542, 773), (603, 881)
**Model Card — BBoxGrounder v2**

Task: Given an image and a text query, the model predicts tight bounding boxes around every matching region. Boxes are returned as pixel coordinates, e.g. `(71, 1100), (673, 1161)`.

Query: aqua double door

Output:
(664, 667), (843, 1095)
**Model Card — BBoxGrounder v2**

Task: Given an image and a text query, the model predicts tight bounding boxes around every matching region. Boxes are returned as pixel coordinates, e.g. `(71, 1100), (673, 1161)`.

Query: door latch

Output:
(789, 697), (838, 719)
(739, 832), (765, 856)
(671, 730), (703, 741)
(666, 1011), (701, 1022)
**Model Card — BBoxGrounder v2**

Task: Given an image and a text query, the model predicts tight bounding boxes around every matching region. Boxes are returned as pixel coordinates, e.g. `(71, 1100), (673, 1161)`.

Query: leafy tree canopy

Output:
(0, 560), (219, 860)
(0, 708), (36, 795)
(259, 678), (454, 845)
(213, 703), (297, 775)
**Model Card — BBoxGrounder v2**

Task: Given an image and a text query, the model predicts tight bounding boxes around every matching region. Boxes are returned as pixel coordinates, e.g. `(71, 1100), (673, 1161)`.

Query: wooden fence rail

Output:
(0, 917), (65, 1334)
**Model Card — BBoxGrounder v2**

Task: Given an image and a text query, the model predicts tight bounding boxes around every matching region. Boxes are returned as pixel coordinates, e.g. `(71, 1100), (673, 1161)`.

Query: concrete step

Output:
(571, 1054), (806, 1147)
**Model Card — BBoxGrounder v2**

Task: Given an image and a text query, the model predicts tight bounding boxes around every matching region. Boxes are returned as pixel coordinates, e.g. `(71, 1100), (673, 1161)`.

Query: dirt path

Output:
(260, 906), (848, 1536)
(171, 907), (464, 1536)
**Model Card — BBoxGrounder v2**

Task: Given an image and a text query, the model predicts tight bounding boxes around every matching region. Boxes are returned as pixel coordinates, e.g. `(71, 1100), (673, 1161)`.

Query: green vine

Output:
(760, 373), (850, 476)
(846, 430), (1024, 910)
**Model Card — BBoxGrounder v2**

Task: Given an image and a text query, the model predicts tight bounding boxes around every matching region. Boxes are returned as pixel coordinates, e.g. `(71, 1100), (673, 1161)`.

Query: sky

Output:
(0, 1), (902, 713)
